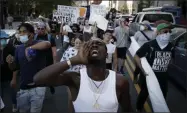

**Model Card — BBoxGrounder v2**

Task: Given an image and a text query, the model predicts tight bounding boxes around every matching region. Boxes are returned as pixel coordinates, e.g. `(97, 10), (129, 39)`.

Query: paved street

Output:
(1, 22), (187, 113)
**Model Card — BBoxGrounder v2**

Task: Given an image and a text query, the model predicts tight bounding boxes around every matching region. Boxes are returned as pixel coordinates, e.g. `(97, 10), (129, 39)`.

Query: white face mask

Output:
(156, 33), (171, 47)
(19, 35), (29, 43)
(140, 25), (145, 31)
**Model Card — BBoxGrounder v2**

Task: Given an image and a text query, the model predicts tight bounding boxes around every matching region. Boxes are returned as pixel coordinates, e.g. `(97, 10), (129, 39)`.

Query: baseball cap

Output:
(157, 23), (172, 32)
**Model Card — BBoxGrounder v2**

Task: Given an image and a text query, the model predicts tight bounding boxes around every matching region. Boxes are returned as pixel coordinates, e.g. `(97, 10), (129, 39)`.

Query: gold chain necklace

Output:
(88, 73), (107, 109)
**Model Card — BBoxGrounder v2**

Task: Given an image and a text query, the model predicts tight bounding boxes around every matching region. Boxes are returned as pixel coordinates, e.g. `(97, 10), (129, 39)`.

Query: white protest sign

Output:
(90, 5), (107, 17)
(128, 37), (170, 112)
(53, 5), (79, 24)
(52, 11), (64, 24)
(89, 14), (108, 31)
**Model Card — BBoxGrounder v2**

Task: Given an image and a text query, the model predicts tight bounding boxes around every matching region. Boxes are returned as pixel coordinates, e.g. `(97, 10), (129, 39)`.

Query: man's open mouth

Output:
(91, 50), (98, 57)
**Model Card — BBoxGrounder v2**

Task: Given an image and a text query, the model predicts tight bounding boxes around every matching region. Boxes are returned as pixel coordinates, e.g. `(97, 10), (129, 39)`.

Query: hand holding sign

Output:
(89, 14), (108, 31)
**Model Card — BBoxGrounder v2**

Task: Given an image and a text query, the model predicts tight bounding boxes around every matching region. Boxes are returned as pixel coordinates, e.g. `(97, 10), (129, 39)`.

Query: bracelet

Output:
(67, 60), (72, 68)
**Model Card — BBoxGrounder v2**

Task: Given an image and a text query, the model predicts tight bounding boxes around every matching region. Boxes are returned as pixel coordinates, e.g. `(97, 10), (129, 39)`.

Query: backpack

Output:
(34, 34), (52, 42)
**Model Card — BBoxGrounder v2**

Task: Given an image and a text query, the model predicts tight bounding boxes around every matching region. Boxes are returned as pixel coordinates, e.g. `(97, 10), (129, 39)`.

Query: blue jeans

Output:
(0, 81), (17, 105)
(17, 87), (46, 113)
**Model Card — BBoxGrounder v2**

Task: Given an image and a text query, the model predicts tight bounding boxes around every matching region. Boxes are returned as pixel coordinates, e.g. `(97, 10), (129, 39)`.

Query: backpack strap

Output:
(140, 31), (150, 41)
(34, 34), (38, 40)
(47, 34), (52, 42)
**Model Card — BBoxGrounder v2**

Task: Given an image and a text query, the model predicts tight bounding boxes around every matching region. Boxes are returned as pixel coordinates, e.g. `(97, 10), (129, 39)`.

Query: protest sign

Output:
(79, 7), (87, 17)
(53, 5), (79, 24)
(90, 5), (107, 17)
(89, 14), (108, 31)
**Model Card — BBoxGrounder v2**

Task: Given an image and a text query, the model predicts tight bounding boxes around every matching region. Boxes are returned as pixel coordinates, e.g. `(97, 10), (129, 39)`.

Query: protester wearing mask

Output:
(60, 33), (85, 72)
(134, 23), (174, 112)
(133, 21), (155, 83)
(0, 35), (20, 112)
(103, 30), (118, 72)
(34, 22), (57, 94)
(6, 23), (51, 113)
(83, 19), (92, 34)
(113, 18), (129, 74)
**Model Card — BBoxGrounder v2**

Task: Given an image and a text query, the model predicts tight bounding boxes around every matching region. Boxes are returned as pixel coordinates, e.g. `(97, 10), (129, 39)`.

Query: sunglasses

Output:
(162, 30), (172, 33)
(37, 28), (45, 30)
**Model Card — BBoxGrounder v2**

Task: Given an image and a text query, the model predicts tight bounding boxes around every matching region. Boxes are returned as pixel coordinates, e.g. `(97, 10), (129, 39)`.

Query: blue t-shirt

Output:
(15, 40), (46, 89)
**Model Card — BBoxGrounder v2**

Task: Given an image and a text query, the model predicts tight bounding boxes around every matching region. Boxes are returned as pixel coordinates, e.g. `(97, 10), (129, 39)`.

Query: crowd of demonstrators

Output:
(0, 8), (176, 113)
(133, 21), (156, 83)
(134, 23), (174, 112)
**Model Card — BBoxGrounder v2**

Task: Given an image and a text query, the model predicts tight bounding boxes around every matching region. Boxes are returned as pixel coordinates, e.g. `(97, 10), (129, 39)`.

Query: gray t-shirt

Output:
(134, 30), (156, 47)
(114, 26), (129, 48)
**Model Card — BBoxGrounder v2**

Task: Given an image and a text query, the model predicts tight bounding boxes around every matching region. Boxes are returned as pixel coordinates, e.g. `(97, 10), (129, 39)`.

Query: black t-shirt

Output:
(136, 39), (175, 84)
(36, 34), (56, 66)
(49, 21), (59, 33)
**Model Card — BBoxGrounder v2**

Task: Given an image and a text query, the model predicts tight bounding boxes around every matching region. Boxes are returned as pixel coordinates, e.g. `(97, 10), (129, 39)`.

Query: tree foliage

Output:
(7, 0), (73, 16)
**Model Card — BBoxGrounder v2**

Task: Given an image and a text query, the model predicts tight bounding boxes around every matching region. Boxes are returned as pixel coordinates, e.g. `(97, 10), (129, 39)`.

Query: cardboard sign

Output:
(79, 7), (87, 17)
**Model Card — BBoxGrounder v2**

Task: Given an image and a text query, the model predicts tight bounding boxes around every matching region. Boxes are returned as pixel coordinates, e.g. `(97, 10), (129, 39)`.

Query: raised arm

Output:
(34, 41), (92, 86)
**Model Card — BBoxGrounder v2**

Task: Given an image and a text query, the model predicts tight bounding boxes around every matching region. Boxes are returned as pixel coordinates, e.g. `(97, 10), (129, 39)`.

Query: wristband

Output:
(67, 60), (72, 68)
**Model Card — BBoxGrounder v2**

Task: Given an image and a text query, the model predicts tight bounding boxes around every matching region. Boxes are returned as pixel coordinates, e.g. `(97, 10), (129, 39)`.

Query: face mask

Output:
(156, 33), (170, 47)
(140, 25), (145, 31)
(0, 39), (7, 48)
(20, 35), (29, 43)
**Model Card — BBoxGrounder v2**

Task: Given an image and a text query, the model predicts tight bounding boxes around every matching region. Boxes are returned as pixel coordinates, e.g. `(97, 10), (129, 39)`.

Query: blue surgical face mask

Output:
(0, 39), (7, 48)
(19, 35), (29, 43)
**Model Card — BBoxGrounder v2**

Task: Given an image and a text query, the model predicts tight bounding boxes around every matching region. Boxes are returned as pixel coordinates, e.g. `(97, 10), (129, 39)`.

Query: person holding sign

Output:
(34, 38), (133, 112)
(133, 21), (155, 83)
(134, 23), (174, 112)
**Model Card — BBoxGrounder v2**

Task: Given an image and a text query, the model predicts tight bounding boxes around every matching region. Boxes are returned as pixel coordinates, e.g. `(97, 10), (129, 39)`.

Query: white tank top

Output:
(106, 43), (116, 63)
(73, 68), (119, 112)
(83, 26), (92, 33)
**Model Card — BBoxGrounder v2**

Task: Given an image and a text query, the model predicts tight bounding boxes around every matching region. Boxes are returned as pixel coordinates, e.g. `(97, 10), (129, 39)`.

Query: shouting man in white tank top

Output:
(34, 38), (132, 112)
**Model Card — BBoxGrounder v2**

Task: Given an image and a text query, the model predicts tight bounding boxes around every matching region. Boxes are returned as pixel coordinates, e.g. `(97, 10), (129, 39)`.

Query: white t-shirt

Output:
(106, 43), (116, 63)
(60, 47), (85, 73)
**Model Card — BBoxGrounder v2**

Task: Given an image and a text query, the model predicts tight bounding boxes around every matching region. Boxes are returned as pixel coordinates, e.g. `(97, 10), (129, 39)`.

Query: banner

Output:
(53, 5), (79, 24)
(90, 5), (107, 17)
(128, 37), (170, 112)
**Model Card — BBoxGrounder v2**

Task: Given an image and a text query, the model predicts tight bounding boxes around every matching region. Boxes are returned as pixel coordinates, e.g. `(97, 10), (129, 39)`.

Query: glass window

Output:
(132, 14), (137, 22)
(136, 14), (142, 23)
(142, 14), (174, 23)
(176, 32), (187, 49)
